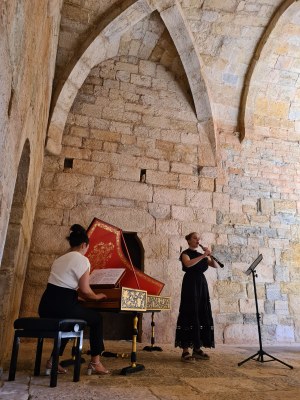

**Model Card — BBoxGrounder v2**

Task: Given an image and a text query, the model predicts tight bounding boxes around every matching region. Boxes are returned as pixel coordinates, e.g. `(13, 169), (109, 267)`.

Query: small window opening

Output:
(64, 158), (74, 169)
(257, 198), (262, 213)
(140, 169), (146, 183)
(197, 165), (203, 175)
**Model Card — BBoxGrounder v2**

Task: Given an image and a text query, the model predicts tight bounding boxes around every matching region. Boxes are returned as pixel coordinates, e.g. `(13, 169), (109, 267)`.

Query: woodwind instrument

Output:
(198, 244), (224, 268)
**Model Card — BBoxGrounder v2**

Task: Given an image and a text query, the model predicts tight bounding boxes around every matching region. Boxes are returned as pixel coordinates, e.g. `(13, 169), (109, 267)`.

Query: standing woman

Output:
(39, 224), (109, 375)
(175, 232), (219, 362)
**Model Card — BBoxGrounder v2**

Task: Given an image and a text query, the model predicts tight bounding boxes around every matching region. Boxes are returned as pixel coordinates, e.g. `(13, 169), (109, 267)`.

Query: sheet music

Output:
(245, 254), (263, 275)
(89, 268), (126, 286)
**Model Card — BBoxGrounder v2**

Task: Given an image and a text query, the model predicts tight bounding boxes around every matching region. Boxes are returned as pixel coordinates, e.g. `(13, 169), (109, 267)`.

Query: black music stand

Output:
(238, 254), (293, 369)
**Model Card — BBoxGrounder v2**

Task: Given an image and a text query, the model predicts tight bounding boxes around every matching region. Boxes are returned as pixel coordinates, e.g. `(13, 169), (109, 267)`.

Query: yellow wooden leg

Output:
(120, 312), (145, 375)
(143, 312), (163, 352)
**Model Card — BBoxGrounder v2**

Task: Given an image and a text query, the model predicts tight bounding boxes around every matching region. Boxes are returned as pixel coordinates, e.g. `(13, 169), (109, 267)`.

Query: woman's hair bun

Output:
(67, 224), (89, 247)
(70, 224), (85, 235)
(185, 232), (198, 241)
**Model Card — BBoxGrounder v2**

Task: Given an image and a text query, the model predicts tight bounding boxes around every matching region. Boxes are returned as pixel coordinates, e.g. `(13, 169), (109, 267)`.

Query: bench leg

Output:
(73, 333), (83, 382)
(50, 334), (61, 387)
(34, 337), (44, 376)
(8, 334), (20, 381)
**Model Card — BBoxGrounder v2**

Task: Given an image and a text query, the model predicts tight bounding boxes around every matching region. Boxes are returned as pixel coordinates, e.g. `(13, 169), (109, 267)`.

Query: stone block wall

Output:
(216, 133), (300, 344)
(22, 44), (300, 345)
(0, 0), (63, 365)
(22, 53), (215, 344)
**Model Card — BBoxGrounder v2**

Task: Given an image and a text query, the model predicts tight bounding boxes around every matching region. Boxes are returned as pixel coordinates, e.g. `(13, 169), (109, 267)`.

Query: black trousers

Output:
(39, 283), (104, 356)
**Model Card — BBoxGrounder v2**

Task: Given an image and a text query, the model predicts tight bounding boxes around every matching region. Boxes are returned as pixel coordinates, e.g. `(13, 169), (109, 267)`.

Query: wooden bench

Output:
(8, 317), (86, 387)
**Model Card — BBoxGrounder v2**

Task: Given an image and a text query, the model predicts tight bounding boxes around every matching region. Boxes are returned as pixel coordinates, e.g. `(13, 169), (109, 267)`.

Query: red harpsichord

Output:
(85, 218), (164, 296)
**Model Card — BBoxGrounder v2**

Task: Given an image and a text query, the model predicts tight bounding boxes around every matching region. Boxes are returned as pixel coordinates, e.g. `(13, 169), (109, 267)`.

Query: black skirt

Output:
(175, 257), (215, 349)
(39, 283), (104, 356)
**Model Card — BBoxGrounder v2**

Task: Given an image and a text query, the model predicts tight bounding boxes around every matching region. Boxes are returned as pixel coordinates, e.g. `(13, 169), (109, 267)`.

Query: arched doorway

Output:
(0, 139), (30, 364)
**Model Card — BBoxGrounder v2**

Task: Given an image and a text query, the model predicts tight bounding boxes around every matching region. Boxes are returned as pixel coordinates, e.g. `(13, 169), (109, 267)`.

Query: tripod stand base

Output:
(120, 363), (145, 375)
(143, 346), (163, 352)
(238, 349), (293, 369)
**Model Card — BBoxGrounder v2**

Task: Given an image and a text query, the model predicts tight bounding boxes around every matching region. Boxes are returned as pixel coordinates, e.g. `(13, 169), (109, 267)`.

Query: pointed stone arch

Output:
(46, 0), (215, 164)
(238, 0), (298, 141)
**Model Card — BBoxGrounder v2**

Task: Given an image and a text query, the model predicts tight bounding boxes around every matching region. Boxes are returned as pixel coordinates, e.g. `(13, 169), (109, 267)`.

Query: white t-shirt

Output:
(48, 251), (90, 290)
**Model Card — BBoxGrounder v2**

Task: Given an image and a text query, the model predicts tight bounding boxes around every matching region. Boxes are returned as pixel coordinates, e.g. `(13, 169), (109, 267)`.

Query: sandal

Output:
(192, 349), (210, 360)
(87, 361), (109, 375)
(181, 352), (195, 363)
(45, 359), (67, 375)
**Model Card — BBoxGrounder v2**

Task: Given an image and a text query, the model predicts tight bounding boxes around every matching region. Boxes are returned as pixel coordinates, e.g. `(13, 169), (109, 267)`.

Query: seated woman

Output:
(38, 224), (109, 375)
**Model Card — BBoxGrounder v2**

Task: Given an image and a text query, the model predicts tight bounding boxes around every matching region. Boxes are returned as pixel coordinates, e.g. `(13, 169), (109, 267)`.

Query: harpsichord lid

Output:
(85, 218), (164, 295)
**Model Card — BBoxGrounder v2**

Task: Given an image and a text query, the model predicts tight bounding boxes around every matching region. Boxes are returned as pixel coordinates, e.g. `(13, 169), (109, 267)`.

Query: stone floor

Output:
(0, 340), (300, 400)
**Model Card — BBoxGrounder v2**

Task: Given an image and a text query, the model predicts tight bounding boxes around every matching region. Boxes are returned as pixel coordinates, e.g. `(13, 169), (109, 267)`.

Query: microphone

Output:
(198, 244), (224, 268)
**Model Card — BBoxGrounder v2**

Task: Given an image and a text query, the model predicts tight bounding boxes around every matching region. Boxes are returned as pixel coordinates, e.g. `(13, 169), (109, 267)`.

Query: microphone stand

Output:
(238, 258), (293, 369)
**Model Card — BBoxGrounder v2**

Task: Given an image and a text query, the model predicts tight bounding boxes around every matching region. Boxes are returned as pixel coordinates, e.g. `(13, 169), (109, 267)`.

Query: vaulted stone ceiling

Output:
(48, 0), (215, 160)
(242, 1), (300, 140)
(49, 0), (300, 160)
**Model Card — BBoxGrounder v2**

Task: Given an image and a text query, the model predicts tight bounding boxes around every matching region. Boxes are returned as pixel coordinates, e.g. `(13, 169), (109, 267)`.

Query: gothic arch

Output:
(46, 0), (215, 162)
(238, 0), (298, 140)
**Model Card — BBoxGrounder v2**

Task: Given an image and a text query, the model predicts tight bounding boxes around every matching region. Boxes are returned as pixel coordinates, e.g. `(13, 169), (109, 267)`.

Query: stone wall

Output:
(22, 23), (300, 345)
(0, 0), (62, 364)
(22, 50), (215, 344)
(216, 133), (300, 343)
